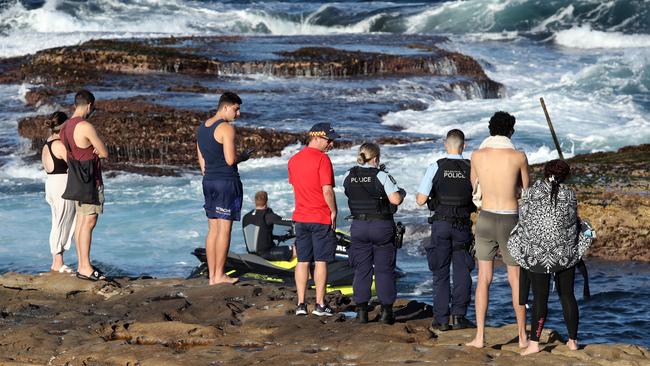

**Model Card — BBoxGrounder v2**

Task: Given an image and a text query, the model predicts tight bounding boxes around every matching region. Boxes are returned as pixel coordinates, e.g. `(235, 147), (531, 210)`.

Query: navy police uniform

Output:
(343, 166), (402, 307)
(417, 154), (476, 327)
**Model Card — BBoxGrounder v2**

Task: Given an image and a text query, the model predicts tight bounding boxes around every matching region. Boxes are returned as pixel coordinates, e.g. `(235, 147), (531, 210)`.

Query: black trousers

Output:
(528, 266), (579, 342)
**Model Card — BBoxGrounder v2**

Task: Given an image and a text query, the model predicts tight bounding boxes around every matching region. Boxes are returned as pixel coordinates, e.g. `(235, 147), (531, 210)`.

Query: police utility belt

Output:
(349, 213), (394, 221)
(428, 213), (471, 227)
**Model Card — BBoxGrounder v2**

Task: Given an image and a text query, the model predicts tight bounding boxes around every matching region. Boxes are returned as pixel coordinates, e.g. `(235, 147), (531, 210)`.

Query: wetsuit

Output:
(242, 208), (293, 261)
(529, 267), (579, 341)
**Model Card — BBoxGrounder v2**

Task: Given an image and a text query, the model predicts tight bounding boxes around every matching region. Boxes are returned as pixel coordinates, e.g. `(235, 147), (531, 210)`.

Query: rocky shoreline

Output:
(1, 272), (647, 366)
(530, 144), (650, 262)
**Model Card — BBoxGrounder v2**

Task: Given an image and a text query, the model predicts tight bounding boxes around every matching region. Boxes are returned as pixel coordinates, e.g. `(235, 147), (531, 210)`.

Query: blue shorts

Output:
(295, 222), (336, 263)
(202, 178), (243, 221)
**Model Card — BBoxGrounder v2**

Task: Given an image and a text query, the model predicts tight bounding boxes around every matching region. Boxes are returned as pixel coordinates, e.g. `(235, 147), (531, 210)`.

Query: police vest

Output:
(343, 167), (395, 218)
(427, 158), (475, 216)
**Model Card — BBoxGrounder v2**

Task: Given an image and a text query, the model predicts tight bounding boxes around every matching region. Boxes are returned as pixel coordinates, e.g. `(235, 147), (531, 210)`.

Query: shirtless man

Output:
(466, 111), (530, 349)
(197, 92), (253, 285)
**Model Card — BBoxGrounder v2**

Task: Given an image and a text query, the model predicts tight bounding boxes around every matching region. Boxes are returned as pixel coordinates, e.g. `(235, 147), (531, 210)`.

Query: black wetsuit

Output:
(242, 208), (293, 261)
(529, 266), (579, 342)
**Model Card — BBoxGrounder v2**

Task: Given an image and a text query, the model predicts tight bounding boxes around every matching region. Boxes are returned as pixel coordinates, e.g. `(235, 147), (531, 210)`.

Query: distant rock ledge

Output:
(0, 36), (505, 100)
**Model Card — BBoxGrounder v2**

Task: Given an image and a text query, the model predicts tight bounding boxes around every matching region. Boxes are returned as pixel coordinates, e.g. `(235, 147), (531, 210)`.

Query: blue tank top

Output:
(197, 120), (239, 180)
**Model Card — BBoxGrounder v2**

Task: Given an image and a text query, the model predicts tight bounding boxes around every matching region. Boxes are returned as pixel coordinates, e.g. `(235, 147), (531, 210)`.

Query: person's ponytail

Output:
(543, 159), (571, 208)
(356, 143), (380, 165)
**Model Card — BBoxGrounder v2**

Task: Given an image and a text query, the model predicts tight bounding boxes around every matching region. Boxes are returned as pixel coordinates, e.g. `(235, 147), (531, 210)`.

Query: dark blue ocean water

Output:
(0, 0), (649, 348)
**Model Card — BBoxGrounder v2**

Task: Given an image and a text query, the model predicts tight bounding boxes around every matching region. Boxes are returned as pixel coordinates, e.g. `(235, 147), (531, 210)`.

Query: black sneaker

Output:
(430, 318), (451, 331)
(312, 303), (334, 317)
(451, 315), (475, 330)
(295, 303), (308, 316)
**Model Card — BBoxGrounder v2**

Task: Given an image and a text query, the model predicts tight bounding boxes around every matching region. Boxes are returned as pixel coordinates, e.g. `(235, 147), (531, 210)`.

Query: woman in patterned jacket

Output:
(507, 159), (594, 355)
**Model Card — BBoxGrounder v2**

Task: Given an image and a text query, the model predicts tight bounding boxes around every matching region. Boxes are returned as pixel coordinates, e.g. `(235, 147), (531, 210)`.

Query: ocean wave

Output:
(555, 25), (650, 49)
(2, 0), (650, 57)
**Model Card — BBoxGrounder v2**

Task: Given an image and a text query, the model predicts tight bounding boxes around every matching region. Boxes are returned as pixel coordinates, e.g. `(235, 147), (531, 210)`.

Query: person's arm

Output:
(80, 122), (108, 158)
(265, 209), (293, 227)
(380, 172), (404, 205)
(470, 152), (478, 190)
(415, 165), (436, 206)
(519, 152), (530, 189)
(323, 184), (337, 230)
(197, 142), (205, 175)
(218, 123), (237, 166)
(320, 155), (337, 229)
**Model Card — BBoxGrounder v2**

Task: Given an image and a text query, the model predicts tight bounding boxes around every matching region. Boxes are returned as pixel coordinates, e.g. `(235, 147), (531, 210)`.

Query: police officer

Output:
(416, 129), (476, 331)
(343, 143), (406, 324)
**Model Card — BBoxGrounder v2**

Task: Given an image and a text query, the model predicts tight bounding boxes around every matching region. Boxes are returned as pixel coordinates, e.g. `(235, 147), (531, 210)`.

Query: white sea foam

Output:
(0, 160), (44, 180)
(555, 25), (650, 49)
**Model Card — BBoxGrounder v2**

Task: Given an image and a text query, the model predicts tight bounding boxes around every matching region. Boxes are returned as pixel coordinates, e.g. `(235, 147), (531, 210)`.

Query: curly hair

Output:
(543, 159), (570, 207)
(488, 111), (516, 137)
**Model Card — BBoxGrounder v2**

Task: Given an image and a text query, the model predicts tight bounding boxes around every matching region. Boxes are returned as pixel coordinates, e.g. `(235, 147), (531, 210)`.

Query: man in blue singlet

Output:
(196, 92), (254, 285)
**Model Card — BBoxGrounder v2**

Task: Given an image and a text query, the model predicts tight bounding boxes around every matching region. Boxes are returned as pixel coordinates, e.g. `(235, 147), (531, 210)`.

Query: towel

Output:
(473, 136), (517, 209)
(479, 135), (516, 149)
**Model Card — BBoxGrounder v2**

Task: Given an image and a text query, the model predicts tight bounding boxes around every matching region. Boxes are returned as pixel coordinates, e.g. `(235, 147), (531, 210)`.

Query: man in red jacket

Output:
(288, 123), (339, 317)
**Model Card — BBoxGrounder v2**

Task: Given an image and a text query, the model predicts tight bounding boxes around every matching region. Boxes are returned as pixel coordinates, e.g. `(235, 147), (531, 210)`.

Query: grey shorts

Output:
(474, 210), (518, 266)
(77, 185), (104, 216)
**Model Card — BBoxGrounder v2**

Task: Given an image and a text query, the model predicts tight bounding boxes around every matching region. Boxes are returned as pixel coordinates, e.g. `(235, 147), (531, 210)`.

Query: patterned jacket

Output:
(507, 179), (593, 273)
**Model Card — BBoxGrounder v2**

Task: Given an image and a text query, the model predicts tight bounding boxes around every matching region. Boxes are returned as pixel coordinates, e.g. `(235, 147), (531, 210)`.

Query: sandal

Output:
(57, 265), (74, 274)
(76, 269), (107, 282)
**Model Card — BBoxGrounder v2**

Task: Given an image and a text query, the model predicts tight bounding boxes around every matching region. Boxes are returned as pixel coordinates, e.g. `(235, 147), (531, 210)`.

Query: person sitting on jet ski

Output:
(242, 191), (296, 261)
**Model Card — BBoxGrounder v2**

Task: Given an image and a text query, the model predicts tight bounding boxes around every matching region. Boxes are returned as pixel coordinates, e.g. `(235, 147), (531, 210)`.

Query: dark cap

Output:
(308, 123), (340, 140)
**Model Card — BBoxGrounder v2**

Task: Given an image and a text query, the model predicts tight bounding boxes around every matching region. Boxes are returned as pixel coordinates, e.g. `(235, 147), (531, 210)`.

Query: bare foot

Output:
(520, 341), (540, 356)
(465, 338), (486, 349)
(210, 275), (239, 285)
(567, 339), (578, 351)
(519, 336), (529, 349)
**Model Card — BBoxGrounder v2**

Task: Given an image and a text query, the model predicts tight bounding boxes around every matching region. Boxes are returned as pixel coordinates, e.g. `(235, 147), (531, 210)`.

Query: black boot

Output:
(430, 318), (450, 331)
(451, 315), (475, 330)
(379, 304), (395, 325)
(356, 302), (368, 324)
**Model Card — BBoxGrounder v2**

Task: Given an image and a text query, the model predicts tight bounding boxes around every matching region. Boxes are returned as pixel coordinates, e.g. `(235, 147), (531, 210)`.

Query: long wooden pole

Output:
(539, 97), (564, 160)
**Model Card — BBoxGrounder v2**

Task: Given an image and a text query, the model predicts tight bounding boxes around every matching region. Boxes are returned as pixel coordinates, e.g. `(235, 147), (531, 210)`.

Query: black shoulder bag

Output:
(61, 128), (99, 205)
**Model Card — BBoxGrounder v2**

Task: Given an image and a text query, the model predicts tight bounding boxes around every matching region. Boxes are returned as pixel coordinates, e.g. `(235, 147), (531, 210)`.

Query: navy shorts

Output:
(295, 222), (336, 263)
(202, 178), (243, 221)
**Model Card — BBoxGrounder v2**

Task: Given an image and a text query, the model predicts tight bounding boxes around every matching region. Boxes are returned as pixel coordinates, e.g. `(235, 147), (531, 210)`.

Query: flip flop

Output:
(76, 269), (107, 282)
(57, 265), (73, 274)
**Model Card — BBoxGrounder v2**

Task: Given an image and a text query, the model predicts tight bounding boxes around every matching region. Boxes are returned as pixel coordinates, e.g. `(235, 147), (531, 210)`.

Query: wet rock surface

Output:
(17, 97), (303, 172)
(1, 273), (647, 366)
(2, 37), (504, 99)
(530, 144), (650, 262)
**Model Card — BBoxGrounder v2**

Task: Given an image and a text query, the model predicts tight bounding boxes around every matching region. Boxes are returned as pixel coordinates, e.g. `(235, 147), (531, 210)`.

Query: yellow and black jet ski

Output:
(188, 230), (405, 295)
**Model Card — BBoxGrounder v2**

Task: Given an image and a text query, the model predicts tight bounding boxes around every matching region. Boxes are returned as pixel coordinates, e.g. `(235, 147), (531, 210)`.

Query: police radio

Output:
(394, 221), (406, 249)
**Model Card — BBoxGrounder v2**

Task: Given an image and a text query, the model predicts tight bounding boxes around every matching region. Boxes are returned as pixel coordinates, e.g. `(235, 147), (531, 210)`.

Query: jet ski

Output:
(188, 228), (406, 296)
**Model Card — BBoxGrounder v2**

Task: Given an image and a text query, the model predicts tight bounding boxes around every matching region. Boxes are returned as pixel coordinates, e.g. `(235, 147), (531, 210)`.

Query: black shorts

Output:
(295, 222), (336, 263)
(202, 178), (243, 221)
